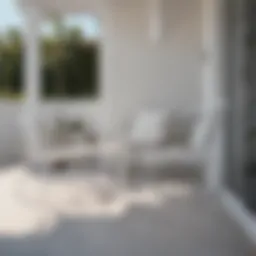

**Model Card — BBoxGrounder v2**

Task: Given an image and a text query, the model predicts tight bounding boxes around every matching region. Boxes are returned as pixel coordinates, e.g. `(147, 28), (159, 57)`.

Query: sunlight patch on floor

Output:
(0, 166), (194, 237)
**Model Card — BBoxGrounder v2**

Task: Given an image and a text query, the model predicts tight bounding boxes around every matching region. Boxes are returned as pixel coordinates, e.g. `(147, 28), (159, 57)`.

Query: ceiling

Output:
(17, 0), (150, 15)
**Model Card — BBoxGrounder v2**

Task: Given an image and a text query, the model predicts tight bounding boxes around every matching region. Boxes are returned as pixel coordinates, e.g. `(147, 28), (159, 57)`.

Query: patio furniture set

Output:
(30, 108), (207, 185)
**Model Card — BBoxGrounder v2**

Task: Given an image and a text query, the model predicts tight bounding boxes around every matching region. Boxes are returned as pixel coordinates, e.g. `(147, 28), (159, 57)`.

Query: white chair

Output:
(112, 109), (206, 181)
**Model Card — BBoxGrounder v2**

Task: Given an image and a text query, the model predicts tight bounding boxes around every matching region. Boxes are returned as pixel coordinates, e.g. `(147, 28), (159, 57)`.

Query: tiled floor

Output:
(0, 168), (254, 256)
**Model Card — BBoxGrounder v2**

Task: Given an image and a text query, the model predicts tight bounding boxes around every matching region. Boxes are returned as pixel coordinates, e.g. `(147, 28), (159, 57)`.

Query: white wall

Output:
(0, 0), (202, 163)
(101, 0), (203, 130)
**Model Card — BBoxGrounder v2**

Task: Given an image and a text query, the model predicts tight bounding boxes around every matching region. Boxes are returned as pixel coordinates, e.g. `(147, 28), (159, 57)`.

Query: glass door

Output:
(243, 0), (256, 212)
(224, 0), (246, 198)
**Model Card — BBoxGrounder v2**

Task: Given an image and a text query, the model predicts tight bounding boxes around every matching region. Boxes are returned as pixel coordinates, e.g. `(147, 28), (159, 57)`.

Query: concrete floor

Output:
(0, 170), (254, 256)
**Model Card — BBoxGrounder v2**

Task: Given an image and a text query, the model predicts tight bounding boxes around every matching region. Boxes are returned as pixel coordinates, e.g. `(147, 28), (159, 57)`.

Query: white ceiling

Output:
(17, 0), (149, 15)
(17, 0), (106, 15)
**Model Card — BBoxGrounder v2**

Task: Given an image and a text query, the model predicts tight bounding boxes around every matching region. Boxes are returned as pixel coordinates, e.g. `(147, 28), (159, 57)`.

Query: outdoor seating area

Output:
(29, 109), (206, 186)
(0, 0), (255, 254)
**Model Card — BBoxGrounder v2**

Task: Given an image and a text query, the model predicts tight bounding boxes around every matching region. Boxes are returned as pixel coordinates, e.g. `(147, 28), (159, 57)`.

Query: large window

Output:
(41, 15), (99, 99)
(0, 0), (23, 99)
(0, 14), (99, 100)
(0, 27), (23, 99)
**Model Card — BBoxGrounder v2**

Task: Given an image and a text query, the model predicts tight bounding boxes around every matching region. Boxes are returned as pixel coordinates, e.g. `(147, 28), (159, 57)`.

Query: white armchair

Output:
(114, 109), (204, 180)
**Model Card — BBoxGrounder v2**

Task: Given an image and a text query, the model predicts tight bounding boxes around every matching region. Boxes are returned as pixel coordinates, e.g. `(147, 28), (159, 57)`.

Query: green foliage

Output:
(0, 21), (98, 100)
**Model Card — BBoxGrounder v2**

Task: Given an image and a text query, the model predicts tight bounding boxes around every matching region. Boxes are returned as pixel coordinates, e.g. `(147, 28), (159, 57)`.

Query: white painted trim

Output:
(22, 7), (42, 160)
(221, 189), (256, 244)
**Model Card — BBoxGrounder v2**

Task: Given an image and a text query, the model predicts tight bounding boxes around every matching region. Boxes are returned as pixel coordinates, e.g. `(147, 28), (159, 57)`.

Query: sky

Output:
(0, 0), (22, 31)
(0, 0), (99, 38)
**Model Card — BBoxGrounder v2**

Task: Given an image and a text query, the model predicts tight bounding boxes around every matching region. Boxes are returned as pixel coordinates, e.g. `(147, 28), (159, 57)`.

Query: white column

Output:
(202, 0), (227, 191)
(22, 7), (42, 161)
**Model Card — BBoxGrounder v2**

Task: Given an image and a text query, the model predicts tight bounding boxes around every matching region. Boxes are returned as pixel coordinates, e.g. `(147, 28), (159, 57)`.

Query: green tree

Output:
(0, 28), (22, 95)
(43, 15), (86, 98)
(5, 27), (22, 46)
(0, 20), (98, 100)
